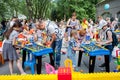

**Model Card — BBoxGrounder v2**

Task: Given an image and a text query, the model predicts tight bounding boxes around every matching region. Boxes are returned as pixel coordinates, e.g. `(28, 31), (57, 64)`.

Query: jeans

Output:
(67, 46), (77, 67)
(51, 39), (62, 67)
(105, 45), (113, 54)
(105, 45), (114, 61)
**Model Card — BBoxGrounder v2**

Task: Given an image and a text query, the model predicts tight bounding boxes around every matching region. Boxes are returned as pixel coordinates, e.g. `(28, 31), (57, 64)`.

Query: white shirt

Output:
(45, 21), (62, 41)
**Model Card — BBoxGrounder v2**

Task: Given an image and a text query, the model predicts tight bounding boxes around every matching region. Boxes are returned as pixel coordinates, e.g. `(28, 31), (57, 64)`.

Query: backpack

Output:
(106, 29), (118, 47)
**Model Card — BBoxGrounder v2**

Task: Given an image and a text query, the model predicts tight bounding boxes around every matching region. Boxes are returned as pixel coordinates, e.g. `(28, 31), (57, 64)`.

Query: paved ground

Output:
(0, 39), (118, 75)
(0, 51), (117, 75)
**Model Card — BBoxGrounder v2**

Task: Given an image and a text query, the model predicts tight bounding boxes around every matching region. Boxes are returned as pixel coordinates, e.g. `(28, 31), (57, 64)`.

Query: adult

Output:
(97, 16), (107, 39)
(105, 17), (112, 29)
(66, 12), (80, 40)
(97, 16), (106, 29)
(97, 21), (113, 67)
(38, 20), (63, 69)
(111, 17), (118, 31)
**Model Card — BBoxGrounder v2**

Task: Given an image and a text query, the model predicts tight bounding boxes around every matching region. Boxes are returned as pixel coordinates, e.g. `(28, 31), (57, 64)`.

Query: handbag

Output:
(112, 46), (119, 58)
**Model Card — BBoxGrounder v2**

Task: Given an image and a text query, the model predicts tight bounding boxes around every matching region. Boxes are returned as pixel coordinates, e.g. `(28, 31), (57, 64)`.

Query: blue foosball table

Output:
(78, 42), (110, 73)
(22, 43), (54, 74)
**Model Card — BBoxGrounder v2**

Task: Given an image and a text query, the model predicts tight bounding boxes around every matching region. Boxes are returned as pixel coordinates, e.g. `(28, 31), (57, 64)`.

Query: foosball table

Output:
(78, 42), (110, 73)
(22, 43), (54, 74)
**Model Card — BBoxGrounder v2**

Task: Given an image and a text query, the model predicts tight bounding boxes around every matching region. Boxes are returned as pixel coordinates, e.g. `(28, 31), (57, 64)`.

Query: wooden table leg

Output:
(89, 56), (96, 73)
(22, 49), (26, 68)
(104, 55), (110, 72)
(37, 56), (42, 74)
(78, 51), (83, 67)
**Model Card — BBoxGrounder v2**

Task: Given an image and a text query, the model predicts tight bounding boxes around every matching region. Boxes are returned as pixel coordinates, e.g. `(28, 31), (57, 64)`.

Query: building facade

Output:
(96, 0), (120, 21)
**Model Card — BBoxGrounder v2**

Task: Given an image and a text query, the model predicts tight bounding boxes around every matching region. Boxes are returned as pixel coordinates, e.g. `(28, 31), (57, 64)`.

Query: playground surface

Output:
(0, 40), (117, 74)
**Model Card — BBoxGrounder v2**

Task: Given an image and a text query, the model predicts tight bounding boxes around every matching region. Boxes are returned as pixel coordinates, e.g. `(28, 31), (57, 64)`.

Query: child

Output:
(67, 30), (84, 70)
(35, 22), (47, 44)
(78, 29), (86, 44)
(2, 21), (26, 75)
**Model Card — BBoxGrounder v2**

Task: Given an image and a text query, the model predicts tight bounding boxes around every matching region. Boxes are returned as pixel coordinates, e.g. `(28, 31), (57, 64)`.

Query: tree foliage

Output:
(0, 0), (102, 21)
(51, 0), (102, 21)
(0, 0), (51, 21)
(25, 0), (51, 19)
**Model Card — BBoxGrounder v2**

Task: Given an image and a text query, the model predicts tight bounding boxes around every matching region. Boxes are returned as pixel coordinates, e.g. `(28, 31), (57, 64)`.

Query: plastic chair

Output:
(44, 62), (57, 74)
(24, 53), (36, 74)
(64, 59), (73, 71)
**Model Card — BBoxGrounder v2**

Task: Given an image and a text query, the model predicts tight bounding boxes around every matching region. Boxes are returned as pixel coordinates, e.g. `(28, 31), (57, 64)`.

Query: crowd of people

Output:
(0, 12), (120, 74)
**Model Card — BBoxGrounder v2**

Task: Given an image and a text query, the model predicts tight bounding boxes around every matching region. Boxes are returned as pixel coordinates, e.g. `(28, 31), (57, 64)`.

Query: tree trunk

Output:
(25, 0), (33, 19)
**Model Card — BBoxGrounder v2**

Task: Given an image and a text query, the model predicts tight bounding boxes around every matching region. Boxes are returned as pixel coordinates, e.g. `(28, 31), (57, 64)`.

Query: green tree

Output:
(51, 0), (102, 21)
(25, 0), (51, 19)
(0, 0), (27, 20)
(0, 0), (52, 20)
(0, 0), (102, 21)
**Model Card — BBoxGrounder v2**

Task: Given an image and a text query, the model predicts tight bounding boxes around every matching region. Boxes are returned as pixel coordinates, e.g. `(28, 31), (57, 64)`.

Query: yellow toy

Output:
(64, 59), (80, 72)
(64, 59), (73, 71)
(0, 72), (120, 80)
(114, 56), (120, 72)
